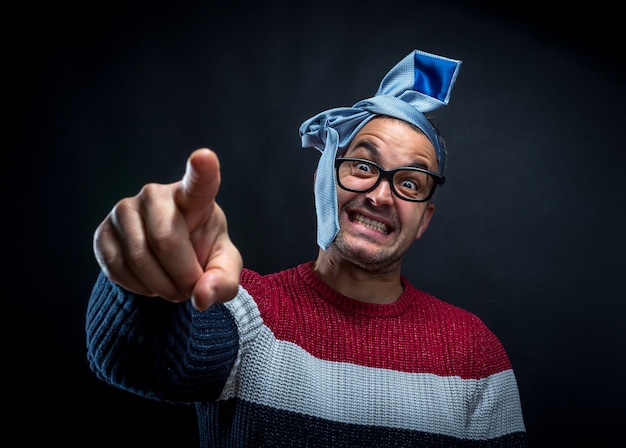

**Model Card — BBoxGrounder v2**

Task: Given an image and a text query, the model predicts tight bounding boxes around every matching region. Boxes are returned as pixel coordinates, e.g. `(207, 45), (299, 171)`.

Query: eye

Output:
(399, 179), (419, 191)
(395, 170), (428, 197)
(354, 162), (373, 173)
(349, 161), (377, 178)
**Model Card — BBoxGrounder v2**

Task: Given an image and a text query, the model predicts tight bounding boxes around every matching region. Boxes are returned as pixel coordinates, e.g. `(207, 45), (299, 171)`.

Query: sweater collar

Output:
(297, 261), (413, 318)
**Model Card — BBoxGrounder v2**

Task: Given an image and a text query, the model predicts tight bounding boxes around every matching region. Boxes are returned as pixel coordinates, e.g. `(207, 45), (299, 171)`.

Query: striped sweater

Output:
(87, 261), (526, 447)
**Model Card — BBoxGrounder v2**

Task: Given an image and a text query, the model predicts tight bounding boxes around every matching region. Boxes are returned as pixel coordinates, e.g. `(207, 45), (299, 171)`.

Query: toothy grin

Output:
(350, 213), (390, 235)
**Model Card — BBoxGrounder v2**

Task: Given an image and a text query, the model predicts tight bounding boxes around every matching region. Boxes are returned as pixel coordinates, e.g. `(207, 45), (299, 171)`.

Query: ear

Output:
(414, 203), (435, 241)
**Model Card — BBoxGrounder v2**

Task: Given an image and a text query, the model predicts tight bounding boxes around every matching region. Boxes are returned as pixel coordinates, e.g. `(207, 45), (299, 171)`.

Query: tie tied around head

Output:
(299, 49), (462, 250)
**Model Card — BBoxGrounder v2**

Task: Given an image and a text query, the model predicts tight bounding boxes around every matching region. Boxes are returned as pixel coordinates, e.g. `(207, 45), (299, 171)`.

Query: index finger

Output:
(175, 148), (221, 231)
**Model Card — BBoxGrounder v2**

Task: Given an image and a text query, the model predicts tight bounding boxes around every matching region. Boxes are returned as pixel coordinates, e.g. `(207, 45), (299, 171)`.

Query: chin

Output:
(333, 233), (401, 267)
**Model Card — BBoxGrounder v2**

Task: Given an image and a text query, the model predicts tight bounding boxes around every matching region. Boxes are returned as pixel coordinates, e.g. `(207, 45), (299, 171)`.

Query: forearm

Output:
(86, 271), (239, 403)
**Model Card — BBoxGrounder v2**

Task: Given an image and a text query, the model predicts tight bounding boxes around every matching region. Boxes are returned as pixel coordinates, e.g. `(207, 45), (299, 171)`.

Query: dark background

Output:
(11, 0), (624, 446)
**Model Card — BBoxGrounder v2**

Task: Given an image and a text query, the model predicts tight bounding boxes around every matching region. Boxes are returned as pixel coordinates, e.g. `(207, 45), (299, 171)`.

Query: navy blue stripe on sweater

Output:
(196, 398), (527, 448)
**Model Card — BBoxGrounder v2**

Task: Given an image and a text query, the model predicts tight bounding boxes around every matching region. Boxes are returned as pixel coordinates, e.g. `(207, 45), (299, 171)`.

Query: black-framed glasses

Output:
(335, 158), (445, 202)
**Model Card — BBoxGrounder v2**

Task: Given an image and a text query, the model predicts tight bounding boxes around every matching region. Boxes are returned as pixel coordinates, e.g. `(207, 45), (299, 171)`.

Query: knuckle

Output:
(148, 228), (182, 255)
(139, 182), (164, 197)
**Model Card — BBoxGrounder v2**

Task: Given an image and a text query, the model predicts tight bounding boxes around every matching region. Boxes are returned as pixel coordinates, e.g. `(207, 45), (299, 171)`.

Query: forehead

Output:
(344, 117), (437, 168)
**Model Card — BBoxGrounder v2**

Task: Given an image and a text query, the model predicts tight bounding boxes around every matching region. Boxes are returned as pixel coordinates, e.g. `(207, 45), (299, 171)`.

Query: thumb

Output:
(175, 148), (221, 230)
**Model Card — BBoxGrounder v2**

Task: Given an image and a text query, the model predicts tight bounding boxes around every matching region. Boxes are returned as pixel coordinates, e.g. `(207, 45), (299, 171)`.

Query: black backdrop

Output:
(11, 0), (625, 446)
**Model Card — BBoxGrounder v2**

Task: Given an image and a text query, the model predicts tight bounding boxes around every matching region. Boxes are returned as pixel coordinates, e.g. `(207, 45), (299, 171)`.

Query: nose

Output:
(365, 178), (394, 206)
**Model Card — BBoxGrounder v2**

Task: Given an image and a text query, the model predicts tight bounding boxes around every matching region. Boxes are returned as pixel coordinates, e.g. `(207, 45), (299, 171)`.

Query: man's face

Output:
(331, 116), (436, 270)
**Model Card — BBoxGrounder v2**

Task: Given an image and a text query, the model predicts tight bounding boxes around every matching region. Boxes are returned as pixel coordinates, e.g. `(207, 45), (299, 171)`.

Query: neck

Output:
(312, 249), (404, 304)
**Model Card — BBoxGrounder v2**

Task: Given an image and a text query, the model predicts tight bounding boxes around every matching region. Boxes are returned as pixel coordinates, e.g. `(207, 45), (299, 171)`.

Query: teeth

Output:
(353, 213), (389, 235)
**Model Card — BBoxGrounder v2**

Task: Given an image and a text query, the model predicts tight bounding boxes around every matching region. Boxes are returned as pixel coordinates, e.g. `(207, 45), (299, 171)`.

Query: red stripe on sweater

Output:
(240, 263), (512, 380)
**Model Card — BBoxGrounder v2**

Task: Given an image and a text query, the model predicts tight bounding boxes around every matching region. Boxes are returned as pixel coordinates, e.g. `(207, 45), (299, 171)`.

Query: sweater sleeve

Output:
(86, 271), (240, 403)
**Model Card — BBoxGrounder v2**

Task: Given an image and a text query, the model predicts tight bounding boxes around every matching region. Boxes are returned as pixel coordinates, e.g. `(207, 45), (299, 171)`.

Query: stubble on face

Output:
(327, 197), (413, 275)
(329, 231), (404, 275)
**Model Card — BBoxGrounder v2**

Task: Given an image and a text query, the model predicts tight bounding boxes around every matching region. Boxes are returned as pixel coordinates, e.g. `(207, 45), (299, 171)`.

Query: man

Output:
(87, 49), (527, 446)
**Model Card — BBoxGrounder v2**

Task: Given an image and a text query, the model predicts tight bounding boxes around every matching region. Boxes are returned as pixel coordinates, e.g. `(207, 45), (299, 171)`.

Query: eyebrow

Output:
(351, 140), (380, 157)
(348, 139), (429, 170)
